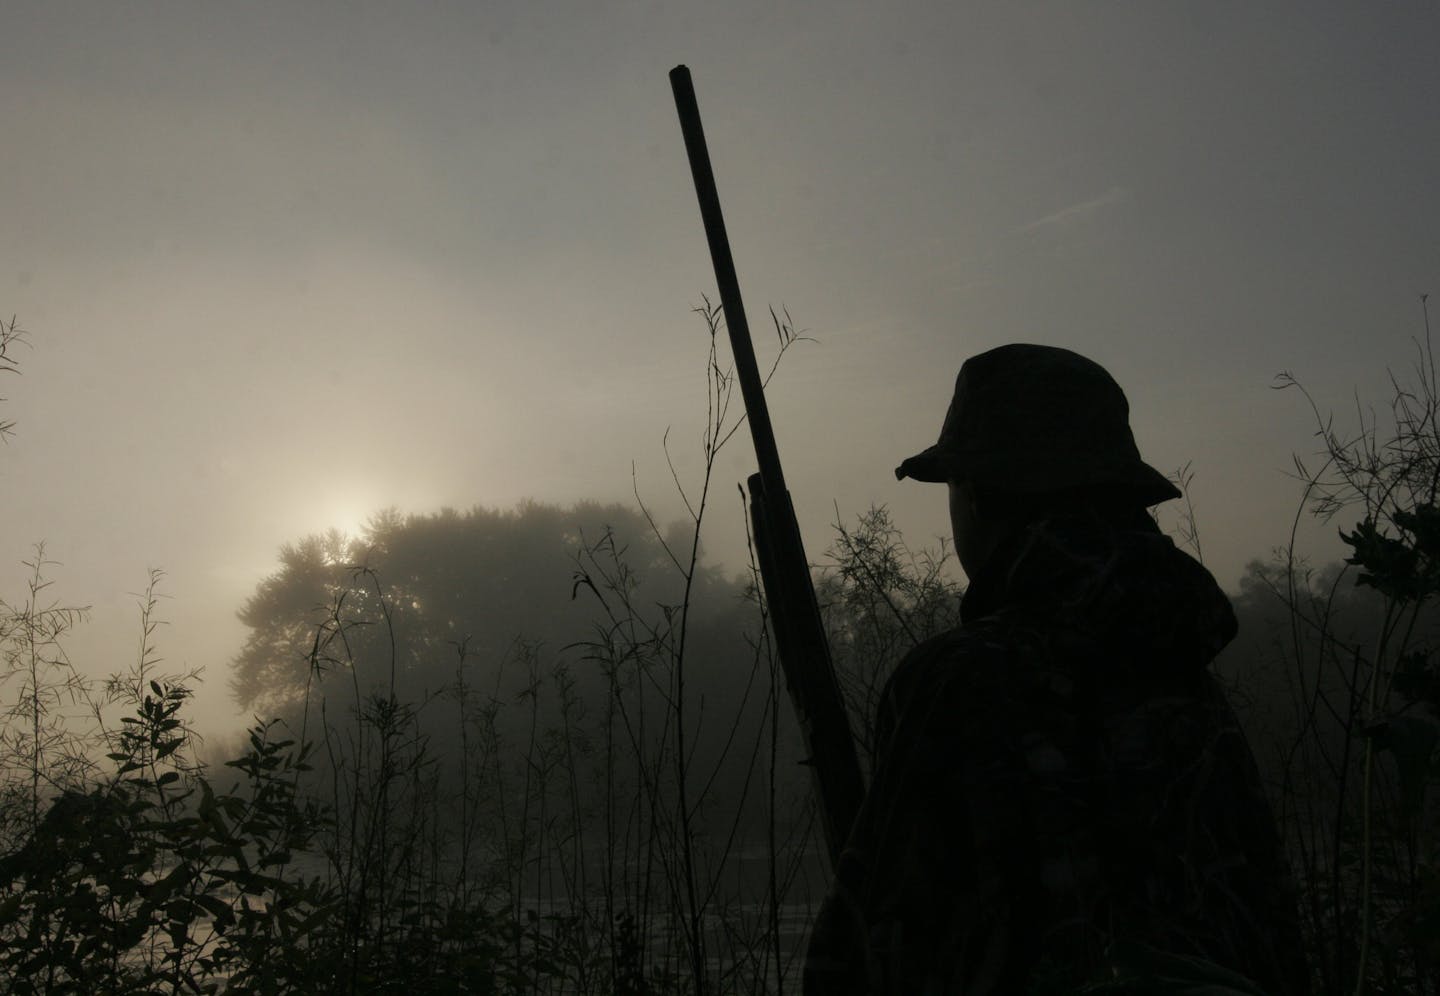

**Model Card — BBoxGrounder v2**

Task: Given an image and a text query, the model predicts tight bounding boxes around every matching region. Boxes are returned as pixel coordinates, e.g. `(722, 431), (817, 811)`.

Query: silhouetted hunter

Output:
(803, 345), (1310, 994)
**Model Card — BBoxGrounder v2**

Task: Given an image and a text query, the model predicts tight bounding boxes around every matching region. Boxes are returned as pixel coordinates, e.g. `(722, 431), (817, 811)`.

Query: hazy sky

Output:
(5, 2), (1438, 737)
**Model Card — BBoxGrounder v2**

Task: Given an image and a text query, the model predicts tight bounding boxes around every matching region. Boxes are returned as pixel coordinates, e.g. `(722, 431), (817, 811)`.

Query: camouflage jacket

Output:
(802, 512), (1310, 995)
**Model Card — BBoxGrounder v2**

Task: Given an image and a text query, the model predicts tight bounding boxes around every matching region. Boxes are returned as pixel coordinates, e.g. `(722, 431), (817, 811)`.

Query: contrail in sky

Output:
(1018, 186), (1128, 233)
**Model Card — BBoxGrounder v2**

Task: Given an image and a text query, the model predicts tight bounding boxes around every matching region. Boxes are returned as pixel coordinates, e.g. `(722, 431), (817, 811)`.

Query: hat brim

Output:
(895, 446), (1182, 507)
(893, 446), (952, 484)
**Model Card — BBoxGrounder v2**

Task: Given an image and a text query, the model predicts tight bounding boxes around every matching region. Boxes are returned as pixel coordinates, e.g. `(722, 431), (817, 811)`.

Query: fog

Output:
(4, 2), (1437, 743)
(3, 5), (1440, 989)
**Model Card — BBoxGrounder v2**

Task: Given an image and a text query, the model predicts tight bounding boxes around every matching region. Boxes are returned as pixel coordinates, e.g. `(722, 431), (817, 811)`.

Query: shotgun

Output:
(669, 65), (864, 871)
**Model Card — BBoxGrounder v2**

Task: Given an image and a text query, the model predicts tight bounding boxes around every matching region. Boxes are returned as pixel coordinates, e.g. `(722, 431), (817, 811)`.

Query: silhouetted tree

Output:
(231, 500), (742, 720)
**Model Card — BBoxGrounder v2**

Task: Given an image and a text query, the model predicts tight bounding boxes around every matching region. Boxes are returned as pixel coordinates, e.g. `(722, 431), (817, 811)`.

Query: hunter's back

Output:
(804, 511), (1310, 994)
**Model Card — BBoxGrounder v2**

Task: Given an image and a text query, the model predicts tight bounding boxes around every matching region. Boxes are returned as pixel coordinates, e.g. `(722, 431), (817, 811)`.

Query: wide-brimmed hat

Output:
(894, 343), (1181, 507)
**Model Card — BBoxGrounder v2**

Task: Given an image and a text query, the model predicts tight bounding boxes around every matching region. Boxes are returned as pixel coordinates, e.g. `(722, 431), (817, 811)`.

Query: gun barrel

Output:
(670, 65), (865, 869)
(669, 65), (789, 494)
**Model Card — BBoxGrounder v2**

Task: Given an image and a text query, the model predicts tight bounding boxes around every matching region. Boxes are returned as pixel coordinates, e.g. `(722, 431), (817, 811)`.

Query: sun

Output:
(310, 488), (381, 541)
(329, 503), (372, 540)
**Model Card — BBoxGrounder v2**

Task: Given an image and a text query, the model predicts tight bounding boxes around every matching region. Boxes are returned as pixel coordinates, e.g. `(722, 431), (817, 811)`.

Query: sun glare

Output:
(310, 491), (379, 541)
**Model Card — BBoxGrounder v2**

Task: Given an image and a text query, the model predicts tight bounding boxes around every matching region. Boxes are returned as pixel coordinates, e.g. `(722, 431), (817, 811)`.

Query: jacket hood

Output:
(960, 511), (1237, 673)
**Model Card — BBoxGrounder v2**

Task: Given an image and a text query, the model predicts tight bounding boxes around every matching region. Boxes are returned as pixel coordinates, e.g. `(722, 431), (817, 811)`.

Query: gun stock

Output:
(670, 64), (864, 870)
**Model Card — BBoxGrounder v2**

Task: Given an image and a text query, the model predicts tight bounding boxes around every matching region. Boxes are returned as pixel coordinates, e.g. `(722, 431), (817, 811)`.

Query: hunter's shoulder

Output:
(878, 623), (1026, 724)
(901, 621), (1013, 668)
(890, 617), (1045, 688)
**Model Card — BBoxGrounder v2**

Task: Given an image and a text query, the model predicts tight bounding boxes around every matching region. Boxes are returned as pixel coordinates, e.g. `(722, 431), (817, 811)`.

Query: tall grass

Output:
(0, 300), (848, 993)
(1233, 295), (1440, 994)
